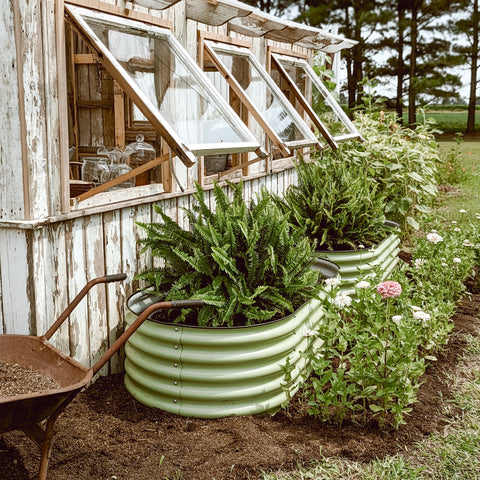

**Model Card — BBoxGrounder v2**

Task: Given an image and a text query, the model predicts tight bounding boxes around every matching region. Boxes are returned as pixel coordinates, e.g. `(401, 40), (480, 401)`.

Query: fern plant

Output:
(276, 158), (389, 251)
(136, 181), (320, 327)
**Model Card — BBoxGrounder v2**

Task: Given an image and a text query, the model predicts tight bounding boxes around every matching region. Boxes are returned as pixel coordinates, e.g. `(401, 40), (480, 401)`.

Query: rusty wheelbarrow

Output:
(0, 274), (202, 480)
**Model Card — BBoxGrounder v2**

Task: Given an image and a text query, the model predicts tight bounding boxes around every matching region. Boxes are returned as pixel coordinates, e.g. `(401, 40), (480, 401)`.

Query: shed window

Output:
(204, 41), (321, 158)
(65, 4), (259, 202)
(270, 53), (363, 145)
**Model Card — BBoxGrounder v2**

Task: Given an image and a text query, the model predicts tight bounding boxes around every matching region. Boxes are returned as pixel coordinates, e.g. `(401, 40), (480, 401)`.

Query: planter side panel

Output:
(315, 233), (401, 293)
(124, 295), (327, 418)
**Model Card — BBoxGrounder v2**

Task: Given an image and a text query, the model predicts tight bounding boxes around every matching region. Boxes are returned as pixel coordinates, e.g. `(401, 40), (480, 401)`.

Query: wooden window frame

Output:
(270, 51), (364, 145)
(203, 40), (322, 158)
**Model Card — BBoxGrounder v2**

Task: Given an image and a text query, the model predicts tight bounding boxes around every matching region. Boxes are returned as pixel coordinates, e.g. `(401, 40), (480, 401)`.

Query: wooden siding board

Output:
(85, 214), (109, 374)
(103, 209), (125, 373)
(0, 229), (31, 335)
(19, 0), (50, 219)
(66, 217), (90, 365)
(41, 0), (63, 216)
(49, 222), (71, 353)
(0, 2), (26, 220)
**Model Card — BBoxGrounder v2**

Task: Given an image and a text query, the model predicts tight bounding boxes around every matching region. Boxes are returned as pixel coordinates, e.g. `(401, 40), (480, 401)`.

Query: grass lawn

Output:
(402, 111), (480, 134)
(261, 138), (480, 480)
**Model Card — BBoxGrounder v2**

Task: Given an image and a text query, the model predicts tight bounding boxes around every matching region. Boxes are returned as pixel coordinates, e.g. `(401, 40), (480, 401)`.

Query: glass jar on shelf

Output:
(127, 135), (157, 186)
(81, 157), (109, 186)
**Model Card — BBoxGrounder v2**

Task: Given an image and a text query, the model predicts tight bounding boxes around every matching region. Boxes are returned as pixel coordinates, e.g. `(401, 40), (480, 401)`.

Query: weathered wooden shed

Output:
(0, 0), (359, 373)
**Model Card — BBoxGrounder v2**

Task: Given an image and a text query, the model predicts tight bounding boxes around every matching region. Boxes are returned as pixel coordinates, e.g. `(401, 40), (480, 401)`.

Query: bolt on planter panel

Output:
(124, 293), (328, 417)
(313, 233), (401, 294)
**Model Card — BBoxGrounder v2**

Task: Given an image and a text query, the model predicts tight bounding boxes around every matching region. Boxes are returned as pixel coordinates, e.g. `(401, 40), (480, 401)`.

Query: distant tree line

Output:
(243, 0), (479, 133)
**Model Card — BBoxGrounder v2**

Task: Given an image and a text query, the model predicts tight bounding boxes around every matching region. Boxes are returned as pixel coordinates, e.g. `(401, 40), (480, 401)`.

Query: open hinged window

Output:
(204, 40), (322, 158)
(65, 4), (260, 202)
(270, 53), (363, 145)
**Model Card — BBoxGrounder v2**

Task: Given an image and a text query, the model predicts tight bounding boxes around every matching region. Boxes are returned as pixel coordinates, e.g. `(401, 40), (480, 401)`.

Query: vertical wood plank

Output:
(49, 222), (71, 353)
(0, 229), (32, 335)
(84, 214), (109, 375)
(103, 209), (126, 374)
(66, 217), (90, 365)
(0, 2), (26, 220)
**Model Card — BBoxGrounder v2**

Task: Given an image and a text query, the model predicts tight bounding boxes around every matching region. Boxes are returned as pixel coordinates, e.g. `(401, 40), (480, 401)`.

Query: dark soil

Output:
(1, 293), (479, 480)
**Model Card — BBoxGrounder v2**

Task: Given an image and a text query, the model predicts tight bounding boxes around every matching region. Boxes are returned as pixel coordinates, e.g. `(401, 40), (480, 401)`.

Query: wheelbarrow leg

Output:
(22, 402), (67, 480)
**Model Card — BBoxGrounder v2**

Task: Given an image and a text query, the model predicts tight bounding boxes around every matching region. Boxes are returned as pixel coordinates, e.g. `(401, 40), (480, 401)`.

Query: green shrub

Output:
(275, 158), (388, 251)
(136, 181), (320, 327)
(335, 110), (443, 231)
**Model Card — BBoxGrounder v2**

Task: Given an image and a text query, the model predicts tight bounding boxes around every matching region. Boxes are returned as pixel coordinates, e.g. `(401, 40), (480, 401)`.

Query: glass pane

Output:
(212, 49), (310, 144)
(85, 20), (247, 146)
(276, 55), (355, 138)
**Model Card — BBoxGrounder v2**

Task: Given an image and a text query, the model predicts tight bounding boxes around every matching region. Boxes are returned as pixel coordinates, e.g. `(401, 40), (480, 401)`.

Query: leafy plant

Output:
(275, 158), (388, 251)
(296, 216), (480, 429)
(136, 181), (320, 327)
(338, 109), (443, 231)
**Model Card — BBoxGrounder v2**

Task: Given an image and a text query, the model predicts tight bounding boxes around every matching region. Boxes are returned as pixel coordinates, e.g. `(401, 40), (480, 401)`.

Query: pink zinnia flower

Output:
(376, 281), (402, 299)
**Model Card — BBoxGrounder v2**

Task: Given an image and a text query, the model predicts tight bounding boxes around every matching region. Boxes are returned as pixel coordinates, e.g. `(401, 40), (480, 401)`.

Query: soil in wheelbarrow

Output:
(0, 363), (61, 398)
(1, 292), (480, 480)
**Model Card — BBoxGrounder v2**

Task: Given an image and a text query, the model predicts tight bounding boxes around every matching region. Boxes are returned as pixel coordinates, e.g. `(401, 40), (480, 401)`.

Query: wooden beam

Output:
(74, 152), (170, 202)
(12, 0), (31, 219)
(113, 80), (125, 148)
(65, 0), (172, 29)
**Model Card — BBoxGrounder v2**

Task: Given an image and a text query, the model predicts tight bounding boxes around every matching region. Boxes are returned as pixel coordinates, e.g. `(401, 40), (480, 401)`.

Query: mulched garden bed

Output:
(1, 292), (479, 480)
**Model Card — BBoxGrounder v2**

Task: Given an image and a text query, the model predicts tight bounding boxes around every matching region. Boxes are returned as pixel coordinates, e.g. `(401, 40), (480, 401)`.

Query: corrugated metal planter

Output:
(124, 291), (328, 418)
(313, 224), (400, 293)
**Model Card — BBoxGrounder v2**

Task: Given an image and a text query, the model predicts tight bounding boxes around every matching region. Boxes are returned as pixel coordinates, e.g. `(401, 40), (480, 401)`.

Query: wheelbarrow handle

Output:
(42, 274), (127, 341)
(91, 299), (204, 375)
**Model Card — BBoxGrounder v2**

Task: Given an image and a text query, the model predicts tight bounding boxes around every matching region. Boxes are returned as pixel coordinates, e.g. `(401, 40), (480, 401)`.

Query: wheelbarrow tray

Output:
(0, 335), (92, 433)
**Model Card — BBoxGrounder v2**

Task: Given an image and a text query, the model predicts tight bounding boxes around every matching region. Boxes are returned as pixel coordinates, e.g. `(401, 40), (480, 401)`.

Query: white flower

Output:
(303, 329), (316, 338)
(355, 280), (371, 289)
(333, 293), (352, 308)
(410, 305), (422, 311)
(441, 262), (448, 267)
(459, 209), (467, 213)
(453, 257), (462, 264)
(358, 244), (365, 249)
(418, 134), (430, 140)
(413, 310), (431, 323)
(451, 221), (457, 224)
(414, 258), (425, 268)
(392, 315), (403, 325)
(325, 277), (341, 287)
(426, 232), (443, 244)
(463, 239), (475, 247)
(454, 228), (461, 232)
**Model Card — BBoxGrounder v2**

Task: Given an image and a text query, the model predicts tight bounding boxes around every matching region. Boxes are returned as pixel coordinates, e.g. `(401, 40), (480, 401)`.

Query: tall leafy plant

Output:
(276, 158), (388, 251)
(136, 181), (320, 327)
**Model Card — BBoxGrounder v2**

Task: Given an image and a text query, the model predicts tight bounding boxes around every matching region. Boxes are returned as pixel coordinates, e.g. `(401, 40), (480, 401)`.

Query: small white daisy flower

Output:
(463, 239), (475, 247)
(333, 293), (352, 308)
(453, 257), (462, 264)
(426, 232), (443, 244)
(459, 209), (467, 213)
(414, 258), (425, 268)
(355, 280), (371, 289)
(392, 315), (403, 325)
(413, 310), (431, 322)
(325, 277), (341, 287)
(303, 329), (316, 338)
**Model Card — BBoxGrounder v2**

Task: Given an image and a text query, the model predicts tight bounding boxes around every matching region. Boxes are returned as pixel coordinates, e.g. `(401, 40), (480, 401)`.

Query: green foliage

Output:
(336, 110), (443, 231)
(275, 158), (388, 251)
(136, 181), (320, 327)
(298, 218), (480, 429)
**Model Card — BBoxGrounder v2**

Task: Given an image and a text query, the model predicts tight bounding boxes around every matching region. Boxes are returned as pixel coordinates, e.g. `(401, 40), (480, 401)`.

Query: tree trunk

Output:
(466, 0), (479, 134)
(408, 3), (419, 127)
(396, 2), (405, 123)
